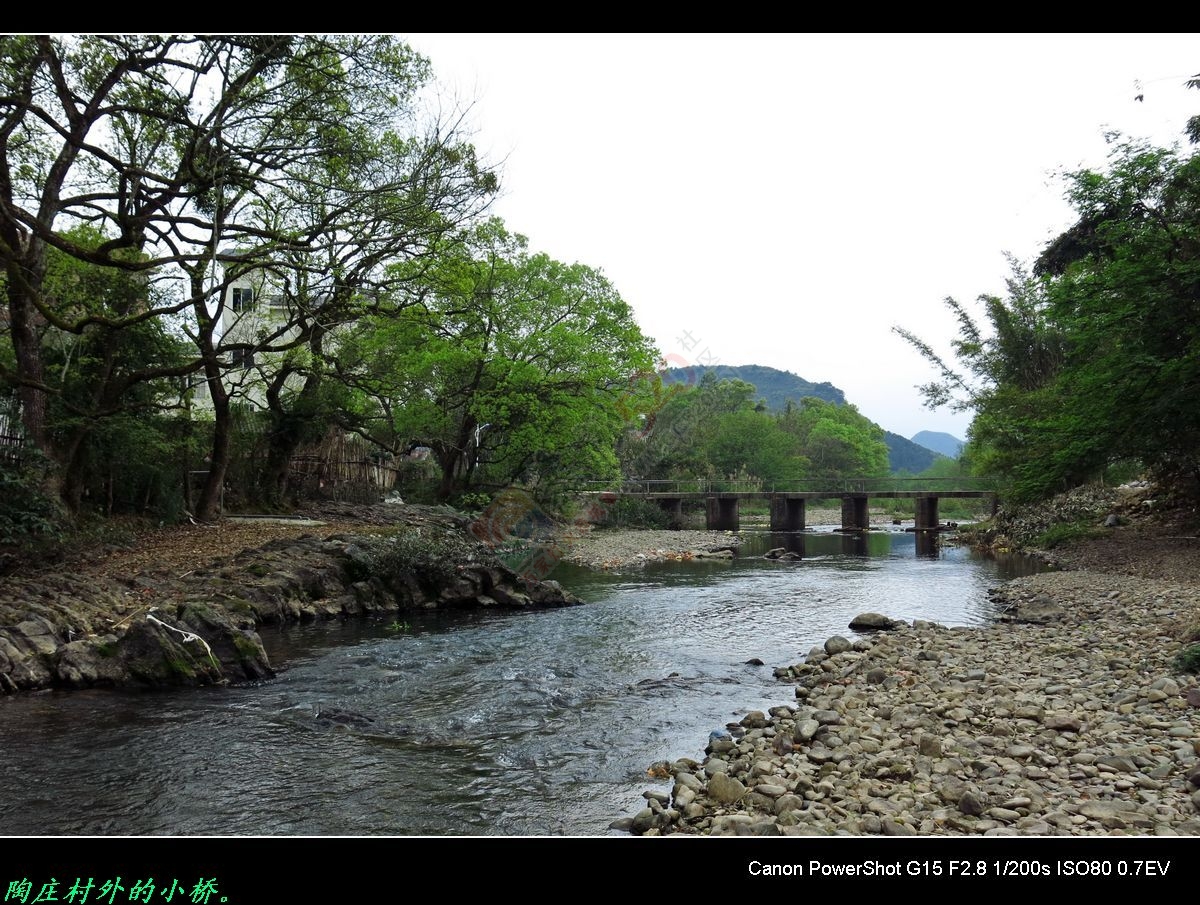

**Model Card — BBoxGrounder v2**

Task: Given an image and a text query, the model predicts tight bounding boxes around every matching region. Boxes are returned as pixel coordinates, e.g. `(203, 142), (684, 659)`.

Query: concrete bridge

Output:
(584, 479), (998, 532)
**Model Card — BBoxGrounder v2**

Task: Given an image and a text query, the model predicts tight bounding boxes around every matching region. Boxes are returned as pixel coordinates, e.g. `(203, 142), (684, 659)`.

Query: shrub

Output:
(600, 496), (673, 529)
(1032, 520), (1104, 549)
(0, 453), (63, 549)
(1172, 644), (1200, 675)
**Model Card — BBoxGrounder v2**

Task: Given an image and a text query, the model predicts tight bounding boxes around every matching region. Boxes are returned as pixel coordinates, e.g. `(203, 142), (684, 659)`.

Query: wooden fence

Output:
(284, 431), (400, 503)
(0, 407), (23, 463)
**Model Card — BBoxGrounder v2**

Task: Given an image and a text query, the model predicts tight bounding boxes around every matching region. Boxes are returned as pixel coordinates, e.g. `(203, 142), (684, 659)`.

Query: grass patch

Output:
(1032, 520), (1106, 549)
(1172, 644), (1200, 674)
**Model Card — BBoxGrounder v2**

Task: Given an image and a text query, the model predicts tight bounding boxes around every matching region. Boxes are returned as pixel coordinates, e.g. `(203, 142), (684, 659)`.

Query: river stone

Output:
(1003, 600), (1065, 623)
(673, 787), (695, 809)
(1187, 688), (1200, 708)
(708, 737), (735, 755)
(708, 772), (747, 804)
(1097, 755), (1138, 773)
(824, 636), (852, 655)
(866, 667), (887, 684)
(704, 758), (730, 777)
(1044, 713), (1083, 732)
(755, 783), (787, 798)
(1078, 801), (1129, 821)
(812, 709), (841, 726)
(959, 791), (987, 816)
(740, 710), (769, 729)
(881, 819), (917, 836)
(919, 735), (943, 757)
(630, 808), (656, 835)
(1186, 764), (1200, 788)
(775, 794), (806, 815)
(849, 612), (899, 631)
(793, 719), (820, 742)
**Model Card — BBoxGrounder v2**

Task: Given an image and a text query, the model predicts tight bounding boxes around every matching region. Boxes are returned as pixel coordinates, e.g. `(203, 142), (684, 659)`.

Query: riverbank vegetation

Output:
(3, 36), (1199, 569)
(896, 74), (1200, 509)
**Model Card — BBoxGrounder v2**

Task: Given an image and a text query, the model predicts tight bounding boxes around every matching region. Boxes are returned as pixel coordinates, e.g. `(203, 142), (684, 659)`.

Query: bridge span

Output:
(582, 479), (998, 532)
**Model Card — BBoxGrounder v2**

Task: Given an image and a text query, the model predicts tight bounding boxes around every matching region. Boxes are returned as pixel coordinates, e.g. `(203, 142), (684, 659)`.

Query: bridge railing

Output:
(575, 477), (999, 495)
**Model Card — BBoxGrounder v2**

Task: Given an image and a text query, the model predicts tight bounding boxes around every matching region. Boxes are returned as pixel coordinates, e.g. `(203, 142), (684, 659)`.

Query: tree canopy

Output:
(897, 119), (1200, 501)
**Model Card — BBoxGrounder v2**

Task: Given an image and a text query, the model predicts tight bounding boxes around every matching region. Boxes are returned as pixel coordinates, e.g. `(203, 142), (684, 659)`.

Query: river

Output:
(0, 528), (1044, 836)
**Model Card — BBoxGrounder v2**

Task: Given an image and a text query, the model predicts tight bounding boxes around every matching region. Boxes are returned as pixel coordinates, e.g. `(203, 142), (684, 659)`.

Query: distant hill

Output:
(659, 364), (845, 408)
(884, 431), (944, 474)
(911, 430), (965, 459)
(659, 364), (942, 474)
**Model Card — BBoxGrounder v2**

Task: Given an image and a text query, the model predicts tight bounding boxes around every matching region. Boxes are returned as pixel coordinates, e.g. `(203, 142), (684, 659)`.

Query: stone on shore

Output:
(623, 565), (1200, 837)
(849, 612), (902, 631)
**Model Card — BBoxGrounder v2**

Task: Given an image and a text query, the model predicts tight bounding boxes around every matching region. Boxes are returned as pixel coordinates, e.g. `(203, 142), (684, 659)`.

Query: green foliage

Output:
(897, 125), (1200, 504)
(777, 397), (889, 481)
(659, 364), (846, 409)
(1171, 644), (1200, 674)
(341, 218), (657, 499)
(455, 492), (494, 512)
(621, 370), (891, 487)
(363, 527), (497, 593)
(600, 496), (674, 529)
(1032, 520), (1105, 550)
(0, 452), (63, 548)
(883, 431), (943, 474)
(1, 36), (497, 521)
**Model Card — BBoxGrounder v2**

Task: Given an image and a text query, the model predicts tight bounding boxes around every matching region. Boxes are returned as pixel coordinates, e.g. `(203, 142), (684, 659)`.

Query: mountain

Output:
(659, 364), (845, 408)
(659, 364), (940, 474)
(884, 431), (944, 474)
(911, 430), (965, 459)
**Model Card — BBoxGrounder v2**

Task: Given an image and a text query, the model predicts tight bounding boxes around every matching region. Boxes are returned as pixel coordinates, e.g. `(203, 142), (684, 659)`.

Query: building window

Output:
(232, 348), (256, 371)
(232, 287), (254, 312)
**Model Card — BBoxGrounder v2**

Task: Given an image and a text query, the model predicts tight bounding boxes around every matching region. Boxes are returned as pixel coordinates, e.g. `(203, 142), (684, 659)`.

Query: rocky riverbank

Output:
(617, 492), (1200, 836)
(0, 502), (580, 694)
(556, 527), (743, 570)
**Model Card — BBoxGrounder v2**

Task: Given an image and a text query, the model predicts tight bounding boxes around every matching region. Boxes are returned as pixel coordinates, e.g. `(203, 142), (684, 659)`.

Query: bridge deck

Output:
(592, 490), (993, 500)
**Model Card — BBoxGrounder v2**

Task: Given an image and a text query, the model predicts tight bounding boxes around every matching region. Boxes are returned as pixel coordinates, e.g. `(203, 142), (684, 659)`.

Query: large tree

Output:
(0, 34), (495, 518)
(340, 218), (657, 500)
(896, 136), (1200, 500)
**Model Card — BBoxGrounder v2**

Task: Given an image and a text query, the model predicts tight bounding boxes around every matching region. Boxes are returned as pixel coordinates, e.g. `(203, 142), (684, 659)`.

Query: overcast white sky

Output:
(403, 33), (1200, 442)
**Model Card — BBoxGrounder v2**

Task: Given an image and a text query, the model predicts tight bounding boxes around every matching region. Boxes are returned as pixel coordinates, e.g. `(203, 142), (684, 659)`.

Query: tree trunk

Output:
(5, 254), (50, 454)
(262, 328), (326, 506)
(192, 271), (230, 522)
(198, 386), (231, 520)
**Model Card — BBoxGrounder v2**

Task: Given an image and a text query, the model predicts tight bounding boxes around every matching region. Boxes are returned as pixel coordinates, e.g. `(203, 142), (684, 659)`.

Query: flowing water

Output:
(0, 528), (1045, 836)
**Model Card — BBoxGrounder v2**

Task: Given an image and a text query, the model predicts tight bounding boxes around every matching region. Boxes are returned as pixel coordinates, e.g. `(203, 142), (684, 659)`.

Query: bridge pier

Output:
(840, 495), (869, 531)
(915, 496), (940, 530)
(915, 530), (939, 557)
(657, 497), (683, 529)
(840, 532), (869, 556)
(769, 497), (806, 531)
(705, 496), (740, 531)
